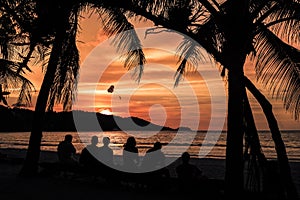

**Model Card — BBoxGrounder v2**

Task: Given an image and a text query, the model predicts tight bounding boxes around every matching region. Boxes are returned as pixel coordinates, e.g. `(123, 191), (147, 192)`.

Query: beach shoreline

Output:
(0, 148), (300, 199)
(0, 147), (226, 179)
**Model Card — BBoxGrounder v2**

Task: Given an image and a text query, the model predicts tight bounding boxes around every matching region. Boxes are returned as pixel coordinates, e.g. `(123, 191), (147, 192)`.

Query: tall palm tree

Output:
(111, 0), (299, 198)
(10, 0), (147, 176)
(4, 0), (298, 198)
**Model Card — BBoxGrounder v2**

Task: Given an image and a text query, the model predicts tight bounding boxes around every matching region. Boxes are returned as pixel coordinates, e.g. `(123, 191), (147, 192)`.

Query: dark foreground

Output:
(0, 149), (300, 200)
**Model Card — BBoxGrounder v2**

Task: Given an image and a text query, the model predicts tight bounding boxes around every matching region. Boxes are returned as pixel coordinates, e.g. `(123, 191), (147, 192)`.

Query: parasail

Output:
(107, 85), (121, 99)
(107, 85), (114, 93)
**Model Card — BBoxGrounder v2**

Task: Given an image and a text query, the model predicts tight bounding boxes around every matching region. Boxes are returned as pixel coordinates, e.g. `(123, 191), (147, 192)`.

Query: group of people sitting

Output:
(56, 134), (207, 188)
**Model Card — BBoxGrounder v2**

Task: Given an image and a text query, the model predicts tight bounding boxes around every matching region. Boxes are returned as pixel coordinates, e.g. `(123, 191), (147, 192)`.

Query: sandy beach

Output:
(0, 148), (299, 200)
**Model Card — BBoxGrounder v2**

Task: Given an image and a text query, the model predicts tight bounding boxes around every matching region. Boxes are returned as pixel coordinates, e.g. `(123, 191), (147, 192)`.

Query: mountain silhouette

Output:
(0, 105), (181, 132)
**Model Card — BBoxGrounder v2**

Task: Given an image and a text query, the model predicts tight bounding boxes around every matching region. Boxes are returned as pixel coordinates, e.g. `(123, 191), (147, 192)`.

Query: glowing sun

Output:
(99, 109), (113, 115)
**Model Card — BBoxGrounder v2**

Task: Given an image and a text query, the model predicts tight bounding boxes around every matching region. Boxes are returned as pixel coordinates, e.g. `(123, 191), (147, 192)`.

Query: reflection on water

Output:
(0, 130), (299, 161)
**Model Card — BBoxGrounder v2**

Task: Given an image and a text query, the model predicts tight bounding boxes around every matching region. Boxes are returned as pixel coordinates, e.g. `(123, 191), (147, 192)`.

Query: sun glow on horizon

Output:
(99, 108), (113, 115)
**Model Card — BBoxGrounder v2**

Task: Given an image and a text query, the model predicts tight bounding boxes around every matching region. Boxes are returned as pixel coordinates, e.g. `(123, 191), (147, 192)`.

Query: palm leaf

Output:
(47, 8), (81, 111)
(252, 27), (300, 120)
(96, 6), (146, 82)
(263, 0), (300, 45)
(0, 59), (35, 106)
(174, 37), (209, 87)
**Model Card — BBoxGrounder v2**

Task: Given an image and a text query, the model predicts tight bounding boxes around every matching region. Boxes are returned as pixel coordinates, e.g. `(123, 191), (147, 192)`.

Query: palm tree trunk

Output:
(223, 1), (251, 198)
(244, 89), (267, 193)
(19, 28), (66, 177)
(225, 63), (245, 198)
(244, 90), (263, 157)
(244, 76), (298, 200)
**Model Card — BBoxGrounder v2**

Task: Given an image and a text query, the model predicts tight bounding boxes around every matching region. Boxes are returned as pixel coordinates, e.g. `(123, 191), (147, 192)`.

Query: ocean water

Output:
(0, 130), (299, 161)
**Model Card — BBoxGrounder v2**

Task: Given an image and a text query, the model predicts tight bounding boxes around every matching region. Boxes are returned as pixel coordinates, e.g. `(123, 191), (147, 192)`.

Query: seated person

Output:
(57, 134), (77, 166)
(79, 136), (102, 174)
(141, 141), (170, 178)
(122, 136), (139, 171)
(176, 152), (206, 190)
(98, 137), (114, 166)
(98, 137), (120, 182)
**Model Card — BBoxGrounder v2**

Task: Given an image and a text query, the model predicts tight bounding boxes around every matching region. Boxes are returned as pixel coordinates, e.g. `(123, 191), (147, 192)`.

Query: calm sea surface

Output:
(0, 130), (299, 161)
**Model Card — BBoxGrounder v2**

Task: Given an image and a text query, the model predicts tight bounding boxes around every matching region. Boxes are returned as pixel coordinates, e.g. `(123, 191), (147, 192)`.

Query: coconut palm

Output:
(194, 2), (299, 198)
(3, 0), (299, 198)
(112, 0), (299, 198)
(2, 0), (147, 176)
(0, 0), (36, 107)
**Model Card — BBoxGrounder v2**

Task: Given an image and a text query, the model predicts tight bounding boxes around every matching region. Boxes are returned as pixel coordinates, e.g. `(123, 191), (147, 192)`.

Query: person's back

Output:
(176, 161), (202, 180)
(79, 136), (101, 170)
(57, 134), (77, 164)
(143, 142), (165, 169)
(141, 142), (170, 188)
(176, 152), (204, 191)
(122, 136), (139, 171)
(98, 137), (113, 166)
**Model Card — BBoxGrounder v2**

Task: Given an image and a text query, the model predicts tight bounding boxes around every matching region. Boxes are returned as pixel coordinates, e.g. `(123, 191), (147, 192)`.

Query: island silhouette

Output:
(0, 105), (189, 132)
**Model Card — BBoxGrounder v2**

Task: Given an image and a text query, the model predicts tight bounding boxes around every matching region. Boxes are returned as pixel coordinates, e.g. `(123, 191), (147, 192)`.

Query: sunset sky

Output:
(6, 12), (300, 131)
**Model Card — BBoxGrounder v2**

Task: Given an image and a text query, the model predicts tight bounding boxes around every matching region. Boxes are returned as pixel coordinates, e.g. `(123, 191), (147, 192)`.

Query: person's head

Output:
(102, 137), (110, 146)
(181, 152), (190, 164)
(64, 134), (73, 143)
(153, 141), (162, 150)
(125, 136), (136, 147)
(91, 136), (98, 146)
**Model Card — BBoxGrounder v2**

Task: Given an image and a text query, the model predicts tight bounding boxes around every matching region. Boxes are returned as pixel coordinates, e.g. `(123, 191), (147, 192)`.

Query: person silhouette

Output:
(97, 136), (120, 182)
(141, 141), (170, 189)
(79, 135), (102, 174)
(98, 137), (113, 166)
(176, 152), (206, 192)
(57, 134), (77, 165)
(122, 136), (139, 171)
(141, 141), (169, 177)
(57, 134), (78, 176)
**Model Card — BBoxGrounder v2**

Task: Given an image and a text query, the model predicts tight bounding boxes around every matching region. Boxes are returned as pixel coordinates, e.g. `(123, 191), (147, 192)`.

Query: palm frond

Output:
(174, 37), (208, 87)
(96, 7), (146, 82)
(263, 1), (300, 45)
(16, 76), (35, 107)
(0, 58), (35, 106)
(196, 17), (224, 61)
(47, 10), (80, 112)
(252, 27), (300, 120)
(133, 0), (176, 16)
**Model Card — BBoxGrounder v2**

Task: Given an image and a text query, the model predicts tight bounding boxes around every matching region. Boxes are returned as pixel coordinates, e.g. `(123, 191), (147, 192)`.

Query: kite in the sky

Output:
(107, 85), (121, 99)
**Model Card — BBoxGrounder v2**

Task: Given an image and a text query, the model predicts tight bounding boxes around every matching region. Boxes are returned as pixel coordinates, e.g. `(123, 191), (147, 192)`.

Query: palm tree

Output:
(0, 0), (36, 108)
(192, 2), (299, 198)
(111, 0), (299, 198)
(6, 0), (147, 176)
(3, 0), (298, 198)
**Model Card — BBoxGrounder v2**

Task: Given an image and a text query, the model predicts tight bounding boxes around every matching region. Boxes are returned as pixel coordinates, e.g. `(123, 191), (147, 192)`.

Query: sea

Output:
(0, 130), (300, 161)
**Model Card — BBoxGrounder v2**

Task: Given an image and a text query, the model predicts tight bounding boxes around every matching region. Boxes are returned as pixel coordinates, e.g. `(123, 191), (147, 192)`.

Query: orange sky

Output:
(5, 12), (300, 131)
